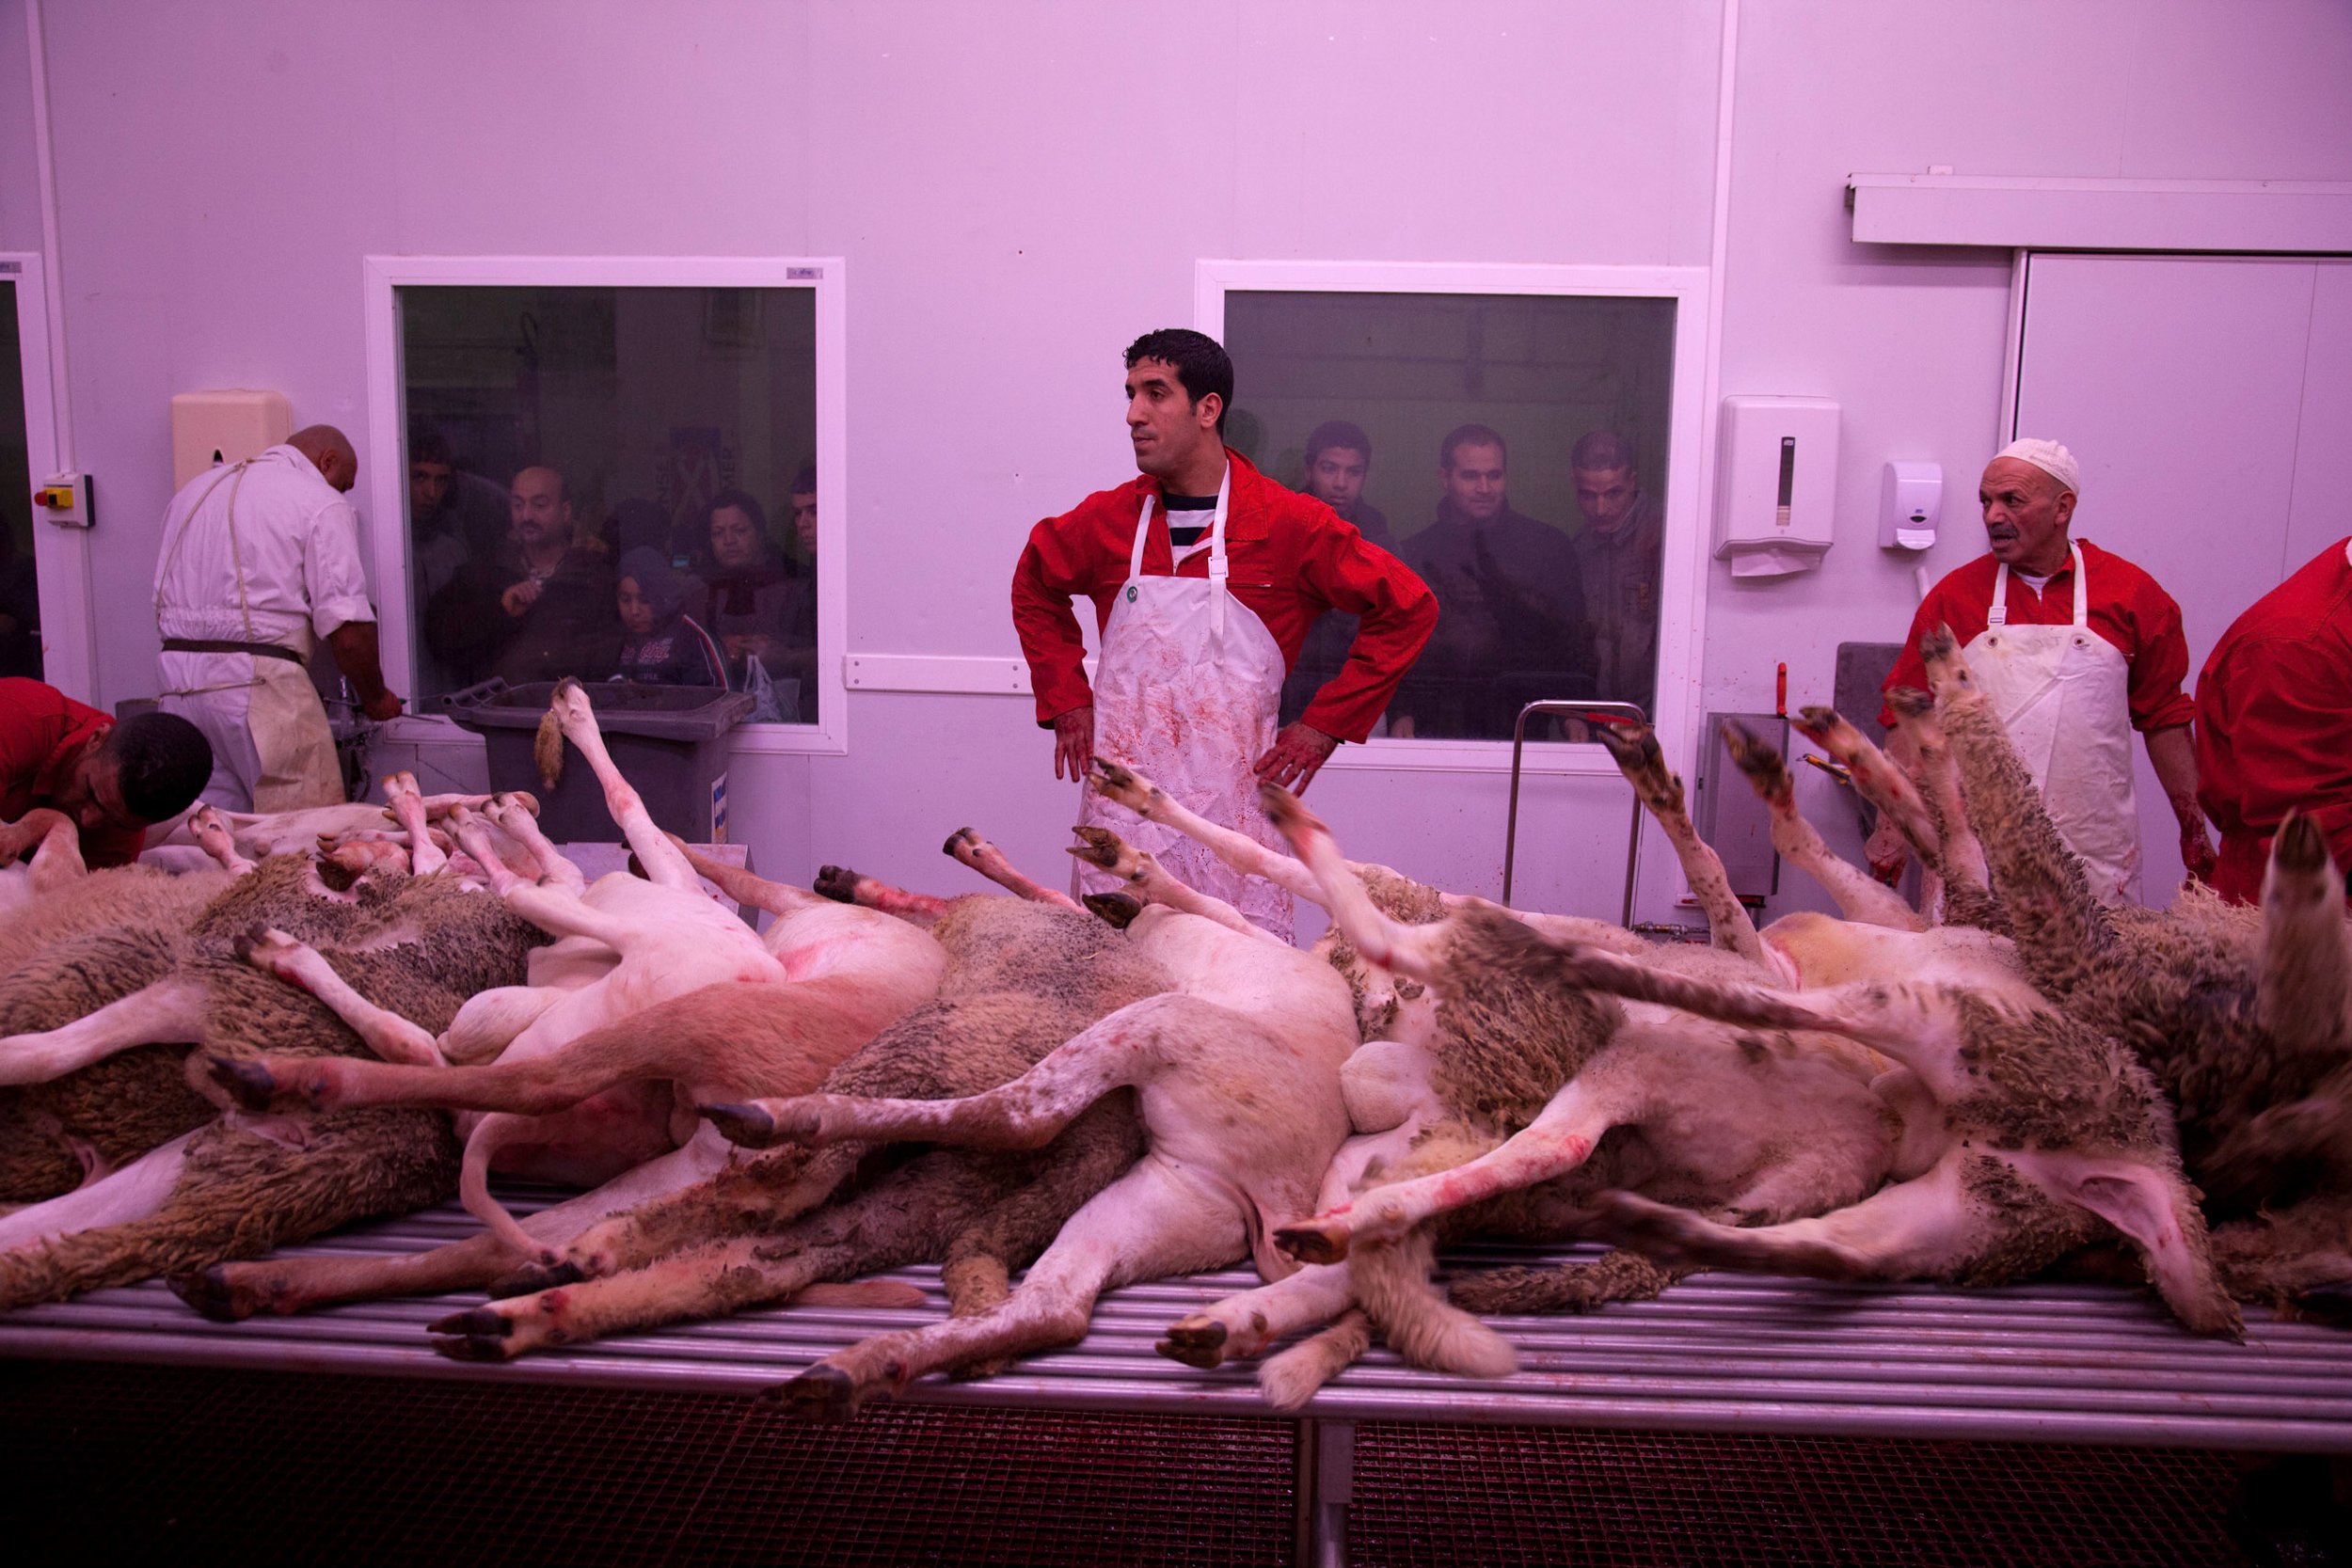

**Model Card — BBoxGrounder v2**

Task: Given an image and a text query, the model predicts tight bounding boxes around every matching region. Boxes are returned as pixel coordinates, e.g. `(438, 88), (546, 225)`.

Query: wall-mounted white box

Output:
(1714, 395), (1839, 578)
(171, 389), (292, 489)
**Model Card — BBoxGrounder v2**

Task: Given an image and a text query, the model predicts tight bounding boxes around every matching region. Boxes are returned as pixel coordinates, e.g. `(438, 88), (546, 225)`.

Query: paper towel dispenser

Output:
(1714, 395), (1838, 578)
(171, 389), (292, 489)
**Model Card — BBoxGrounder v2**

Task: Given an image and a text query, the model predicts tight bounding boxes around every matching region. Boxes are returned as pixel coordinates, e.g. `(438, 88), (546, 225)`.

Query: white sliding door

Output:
(2011, 252), (2352, 900)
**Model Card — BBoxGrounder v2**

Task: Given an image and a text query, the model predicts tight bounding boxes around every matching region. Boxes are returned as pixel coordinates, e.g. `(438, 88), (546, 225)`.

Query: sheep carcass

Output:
(0, 838), (545, 1307)
(200, 677), (948, 1280)
(416, 835), (1168, 1360)
(660, 841), (1361, 1420)
(1094, 752), (1919, 1402)
(1916, 626), (2352, 1315)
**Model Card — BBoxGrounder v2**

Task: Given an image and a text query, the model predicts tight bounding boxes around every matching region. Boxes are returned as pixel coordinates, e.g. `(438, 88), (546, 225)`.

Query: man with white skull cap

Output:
(1880, 437), (2210, 906)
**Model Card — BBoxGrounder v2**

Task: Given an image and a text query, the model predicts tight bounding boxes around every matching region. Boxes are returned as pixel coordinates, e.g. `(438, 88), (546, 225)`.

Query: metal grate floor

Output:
(6, 1360), (2313, 1566)
(1348, 1423), (2263, 1568)
(2, 1359), (1298, 1567)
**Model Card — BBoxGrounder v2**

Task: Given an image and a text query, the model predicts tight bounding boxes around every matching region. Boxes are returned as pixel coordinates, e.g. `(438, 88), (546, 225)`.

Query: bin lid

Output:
(440, 678), (757, 741)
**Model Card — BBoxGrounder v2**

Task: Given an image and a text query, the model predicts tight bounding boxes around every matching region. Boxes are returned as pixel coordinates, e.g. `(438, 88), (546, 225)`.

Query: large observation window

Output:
(1199, 262), (1708, 773)
(364, 259), (846, 753)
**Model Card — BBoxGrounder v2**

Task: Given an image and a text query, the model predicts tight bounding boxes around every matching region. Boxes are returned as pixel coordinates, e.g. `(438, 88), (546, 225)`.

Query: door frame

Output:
(1, 250), (97, 704)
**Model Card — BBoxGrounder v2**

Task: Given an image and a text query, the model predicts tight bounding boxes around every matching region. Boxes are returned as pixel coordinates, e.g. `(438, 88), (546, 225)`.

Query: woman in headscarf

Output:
(699, 489), (817, 720)
(614, 547), (725, 688)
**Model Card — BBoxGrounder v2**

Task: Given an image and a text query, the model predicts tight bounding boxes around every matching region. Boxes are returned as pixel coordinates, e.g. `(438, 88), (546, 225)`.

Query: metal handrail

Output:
(1502, 699), (1649, 925)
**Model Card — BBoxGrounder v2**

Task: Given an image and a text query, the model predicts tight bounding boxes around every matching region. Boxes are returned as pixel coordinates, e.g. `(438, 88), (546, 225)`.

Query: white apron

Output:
(1076, 471), (1295, 942)
(1964, 541), (2142, 906)
(154, 461), (343, 813)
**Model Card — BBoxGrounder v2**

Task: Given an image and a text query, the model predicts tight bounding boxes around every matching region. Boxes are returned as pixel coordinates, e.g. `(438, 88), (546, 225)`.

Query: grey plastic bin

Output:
(440, 679), (755, 846)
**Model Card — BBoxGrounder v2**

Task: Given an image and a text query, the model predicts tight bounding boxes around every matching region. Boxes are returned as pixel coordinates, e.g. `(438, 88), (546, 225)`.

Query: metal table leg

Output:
(1502, 699), (1650, 924)
(1305, 1418), (1355, 1568)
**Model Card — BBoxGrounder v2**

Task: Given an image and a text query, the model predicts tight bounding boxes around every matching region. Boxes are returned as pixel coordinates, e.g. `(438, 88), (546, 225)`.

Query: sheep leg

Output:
(1449, 1249), (1691, 1314)
(0, 1132), (196, 1256)
(706, 1006), (1157, 1153)
(1790, 705), (1943, 866)
(1158, 1261), (1355, 1368)
(1256, 1310), (1375, 1409)
(448, 810), (531, 895)
(26, 812), (87, 891)
(1724, 722), (1924, 931)
(811, 864), (950, 925)
(380, 773), (448, 877)
(484, 793), (581, 894)
(1066, 825), (1272, 941)
(1590, 1153), (1987, 1282)
(774, 1157), (1246, 1420)
(2257, 813), (2352, 1056)
(1595, 722), (1766, 963)
(516, 1143), (865, 1292)
(434, 1145), (986, 1358)
(1919, 627), (2114, 973)
(1260, 784), (1450, 981)
(240, 928), (443, 1067)
(677, 839), (827, 914)
(546, 678), (700, 891)
(1089, 757), (1326, 905)
(0, 976), (210, 1087)
(1, 1110), (455, 1311)
(1883, 689), (1995, 909)
(1277, 1079), (1626, 1263)
(498, 880), (660, 953)
(178, 1131), (736, 1321)
(439, 985), (567, 1066)
(189, 805), (257, 875)
(1518, 937), (1975, 1101)
(944, 827), (1085, 911)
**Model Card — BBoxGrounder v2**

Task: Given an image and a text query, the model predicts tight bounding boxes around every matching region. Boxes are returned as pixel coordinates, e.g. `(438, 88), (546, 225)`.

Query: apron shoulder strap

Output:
(1128, 490), (1157, 578)
(1986, 560), (2010, 627)
(2068, 540), (2090, 626)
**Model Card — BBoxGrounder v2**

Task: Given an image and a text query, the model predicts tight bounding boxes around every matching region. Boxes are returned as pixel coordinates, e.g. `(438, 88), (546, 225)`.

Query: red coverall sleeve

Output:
(1011, 510), (1107, 728)
(2199, 640), (2352, 869)
(2122, 585), (2196, 733)
(1294, 527), (1438, 744)
(1877, 586), (1960, 729)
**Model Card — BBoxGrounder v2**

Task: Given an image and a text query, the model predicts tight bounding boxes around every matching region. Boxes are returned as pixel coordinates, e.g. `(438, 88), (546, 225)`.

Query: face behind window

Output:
(709, 505), (764, 572)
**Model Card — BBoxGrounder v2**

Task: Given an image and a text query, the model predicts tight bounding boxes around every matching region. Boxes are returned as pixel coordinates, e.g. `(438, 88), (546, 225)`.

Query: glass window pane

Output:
(398, 285), (819, 722)
(0, 282), (41, 680)
(1228, 291), (1677, 739)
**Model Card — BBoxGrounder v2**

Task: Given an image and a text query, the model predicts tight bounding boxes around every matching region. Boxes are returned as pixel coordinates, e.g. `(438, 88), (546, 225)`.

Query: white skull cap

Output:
(1995, 437), (2081, 497)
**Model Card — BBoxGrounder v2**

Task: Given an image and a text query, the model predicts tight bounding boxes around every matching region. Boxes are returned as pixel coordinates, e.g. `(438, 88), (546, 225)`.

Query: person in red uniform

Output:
(1879, 439), (2210, 907)
(1011, 329), (1437, 941)
(2195, 537), (2352, 905)
(0, 677), (214, 868)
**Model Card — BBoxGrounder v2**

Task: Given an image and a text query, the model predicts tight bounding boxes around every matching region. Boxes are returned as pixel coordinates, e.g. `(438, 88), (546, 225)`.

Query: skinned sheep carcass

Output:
(411, 837), (1165, 1361)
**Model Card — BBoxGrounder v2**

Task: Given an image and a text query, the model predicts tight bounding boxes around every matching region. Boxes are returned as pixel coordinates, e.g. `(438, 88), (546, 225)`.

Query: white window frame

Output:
(2, 250), (97, 704)
(1196, 260), (1711, 777)
(361, 255), (850, 755)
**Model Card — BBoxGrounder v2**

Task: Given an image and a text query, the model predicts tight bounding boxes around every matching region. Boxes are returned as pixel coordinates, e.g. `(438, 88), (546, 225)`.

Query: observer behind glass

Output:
(153, 425), (403, 812)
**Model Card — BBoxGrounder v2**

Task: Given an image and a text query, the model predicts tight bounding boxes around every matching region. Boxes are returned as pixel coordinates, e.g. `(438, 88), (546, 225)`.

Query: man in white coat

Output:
(154, 425), (404, 811)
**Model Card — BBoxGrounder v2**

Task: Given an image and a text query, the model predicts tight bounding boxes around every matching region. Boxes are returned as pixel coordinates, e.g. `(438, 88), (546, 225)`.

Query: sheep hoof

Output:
(812, 865), (860, 903)
(168, 1265), (257, 1323)
(205, 1055), (280, 1113)
(1155, 1316), (1230, 1369)
(702, 1101), (784, 1147)
(774, 1364), (857, 1423)
(1273, 1220), (1349, 1265)
(487, 1259), (581, 1300)
(1082, 893), (1143, 929)
(2274, 812), (2326, 873)
(941, 827), (978, 858)
(431, 1307), (516, 1338)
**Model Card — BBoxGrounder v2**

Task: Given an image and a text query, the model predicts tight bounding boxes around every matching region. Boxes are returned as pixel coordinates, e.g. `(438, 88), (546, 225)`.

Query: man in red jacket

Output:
(1011, 329), (1436, 939)
(2195, 537), (2352, 905)
(0, 677), (213, 868)
(1879, 439), (2208, 907)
